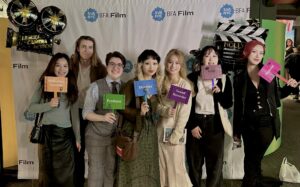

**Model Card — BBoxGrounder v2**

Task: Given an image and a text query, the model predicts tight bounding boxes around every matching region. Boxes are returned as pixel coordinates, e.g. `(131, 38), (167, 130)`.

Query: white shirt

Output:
(195, 76), (216, 115)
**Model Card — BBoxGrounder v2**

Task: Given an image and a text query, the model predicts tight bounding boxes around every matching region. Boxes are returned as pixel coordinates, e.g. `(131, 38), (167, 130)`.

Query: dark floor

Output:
(1, 96), (300, 187)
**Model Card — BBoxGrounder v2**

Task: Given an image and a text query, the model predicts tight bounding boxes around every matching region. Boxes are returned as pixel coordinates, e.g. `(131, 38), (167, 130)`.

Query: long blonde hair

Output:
(160, 49), (193, 95)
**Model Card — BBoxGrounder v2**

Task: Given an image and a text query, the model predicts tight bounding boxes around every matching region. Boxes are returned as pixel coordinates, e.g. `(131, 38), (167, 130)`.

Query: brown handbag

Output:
(115, 96), (141, 161)
(115, 130), (139, 161)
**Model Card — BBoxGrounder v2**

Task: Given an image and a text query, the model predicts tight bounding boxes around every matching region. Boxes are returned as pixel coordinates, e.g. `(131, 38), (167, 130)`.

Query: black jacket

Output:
(285, 53), (300, 81)
(186, 71), (233, 131)
(233, 69), (293, 139)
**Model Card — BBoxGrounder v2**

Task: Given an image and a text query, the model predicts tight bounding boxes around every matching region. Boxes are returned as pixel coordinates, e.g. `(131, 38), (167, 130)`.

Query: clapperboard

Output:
(214, 21), (269, 72)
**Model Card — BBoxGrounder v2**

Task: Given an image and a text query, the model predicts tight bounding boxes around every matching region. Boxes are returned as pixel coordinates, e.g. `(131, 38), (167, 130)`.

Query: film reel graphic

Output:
(38, 6), (67, 35)
(6, 0), (67, 55)
(7, 0), (39, 28)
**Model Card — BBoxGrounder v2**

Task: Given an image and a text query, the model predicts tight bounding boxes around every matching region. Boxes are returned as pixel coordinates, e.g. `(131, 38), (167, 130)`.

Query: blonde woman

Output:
(157, 49), (193, 187)
(116, 49), (162, 187)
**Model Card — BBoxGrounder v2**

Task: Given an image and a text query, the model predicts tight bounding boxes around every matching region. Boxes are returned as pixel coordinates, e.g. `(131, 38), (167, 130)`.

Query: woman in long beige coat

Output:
(157, 49), (193, 187)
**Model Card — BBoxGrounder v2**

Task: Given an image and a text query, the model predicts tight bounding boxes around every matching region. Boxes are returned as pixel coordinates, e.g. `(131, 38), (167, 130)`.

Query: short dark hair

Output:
(137, 49), (160, 63)
(105, 51), (126, 67)
(198, 45), (220, 65)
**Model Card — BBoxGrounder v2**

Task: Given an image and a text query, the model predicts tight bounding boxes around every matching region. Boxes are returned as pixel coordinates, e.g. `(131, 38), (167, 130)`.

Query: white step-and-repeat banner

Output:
(10, 0), (250, 179)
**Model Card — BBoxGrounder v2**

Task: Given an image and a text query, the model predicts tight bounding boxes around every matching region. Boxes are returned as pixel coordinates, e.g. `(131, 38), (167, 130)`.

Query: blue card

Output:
(134, 79), (158, 97)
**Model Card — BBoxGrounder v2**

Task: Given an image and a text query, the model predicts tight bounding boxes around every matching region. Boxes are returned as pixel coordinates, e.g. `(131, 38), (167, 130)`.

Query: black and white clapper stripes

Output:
(215, 22), (268, 43)
(214, 22), (269, 72)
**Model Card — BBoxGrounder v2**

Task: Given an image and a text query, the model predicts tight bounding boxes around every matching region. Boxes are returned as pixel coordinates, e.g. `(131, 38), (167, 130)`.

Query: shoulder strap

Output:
(35, 113), (44, 127)
(221, 74), (226, 92)
(35, 97), (45, 127)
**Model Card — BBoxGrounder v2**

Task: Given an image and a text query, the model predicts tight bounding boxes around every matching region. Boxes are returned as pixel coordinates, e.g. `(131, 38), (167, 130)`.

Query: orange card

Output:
(44, 76), (68, 93)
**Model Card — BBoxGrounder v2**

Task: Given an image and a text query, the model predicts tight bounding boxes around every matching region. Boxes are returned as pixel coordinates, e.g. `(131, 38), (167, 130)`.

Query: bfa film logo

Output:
(220, 4), (234, 19)
(84, 8), (98, 22)
(124, 60), (133, 73)
(186, 57), (196, 73)
(151, 6), (194, 22)
(84, 8), (127, 22)
(152, 7), (165, 21)
(219, 4), (250, 20)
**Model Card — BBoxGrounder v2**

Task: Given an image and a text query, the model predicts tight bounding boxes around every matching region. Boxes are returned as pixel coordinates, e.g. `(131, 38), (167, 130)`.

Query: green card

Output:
(103, 94), (125, 110)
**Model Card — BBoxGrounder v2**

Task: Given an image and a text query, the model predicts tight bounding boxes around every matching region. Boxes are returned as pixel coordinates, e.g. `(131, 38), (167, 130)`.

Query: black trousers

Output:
(38, 125), (75, 187)
(241, 115), (274, 187)
(74, 108), (88, 187)
(186, 114), (224, 187)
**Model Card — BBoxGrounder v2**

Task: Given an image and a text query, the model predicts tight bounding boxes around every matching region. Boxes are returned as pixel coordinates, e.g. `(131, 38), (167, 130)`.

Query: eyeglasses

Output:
(108, 62), (124, 68)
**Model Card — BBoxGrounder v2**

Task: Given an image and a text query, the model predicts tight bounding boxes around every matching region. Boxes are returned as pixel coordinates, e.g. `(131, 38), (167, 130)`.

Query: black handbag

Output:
(30, 113), (45, 144)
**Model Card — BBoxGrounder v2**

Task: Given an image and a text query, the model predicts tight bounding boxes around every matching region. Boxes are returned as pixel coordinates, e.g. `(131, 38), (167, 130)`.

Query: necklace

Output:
(200, 77), (215, 93)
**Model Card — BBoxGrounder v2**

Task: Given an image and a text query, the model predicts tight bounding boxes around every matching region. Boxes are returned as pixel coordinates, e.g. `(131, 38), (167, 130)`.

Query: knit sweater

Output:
(28, 84), (80, 143)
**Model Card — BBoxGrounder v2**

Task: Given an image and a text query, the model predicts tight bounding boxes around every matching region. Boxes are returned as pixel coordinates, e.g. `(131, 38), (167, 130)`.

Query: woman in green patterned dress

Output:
(115, 49), (162, 187)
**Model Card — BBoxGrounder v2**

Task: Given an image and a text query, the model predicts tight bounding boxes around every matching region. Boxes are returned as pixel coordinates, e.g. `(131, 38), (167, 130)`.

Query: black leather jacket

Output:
(233, 69), (293, 139)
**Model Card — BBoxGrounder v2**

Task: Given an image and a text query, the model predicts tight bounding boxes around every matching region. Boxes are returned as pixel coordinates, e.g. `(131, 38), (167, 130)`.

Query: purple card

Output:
(258, 59), (281, 83)
(201, 64), (222, 80)
(167, 85), (191, 104)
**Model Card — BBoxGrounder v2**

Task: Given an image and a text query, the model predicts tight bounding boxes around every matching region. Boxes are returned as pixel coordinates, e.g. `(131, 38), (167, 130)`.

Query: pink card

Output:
(201, 64), (222, 80)
(258, 59), (288, 83)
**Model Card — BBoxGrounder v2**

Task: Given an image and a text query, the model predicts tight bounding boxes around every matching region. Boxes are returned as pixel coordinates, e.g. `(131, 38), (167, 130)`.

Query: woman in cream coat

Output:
(157, 49), (193, 187)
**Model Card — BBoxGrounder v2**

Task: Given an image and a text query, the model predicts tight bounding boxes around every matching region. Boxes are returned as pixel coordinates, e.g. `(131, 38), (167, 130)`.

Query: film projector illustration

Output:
(6, 0), (67, 55)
